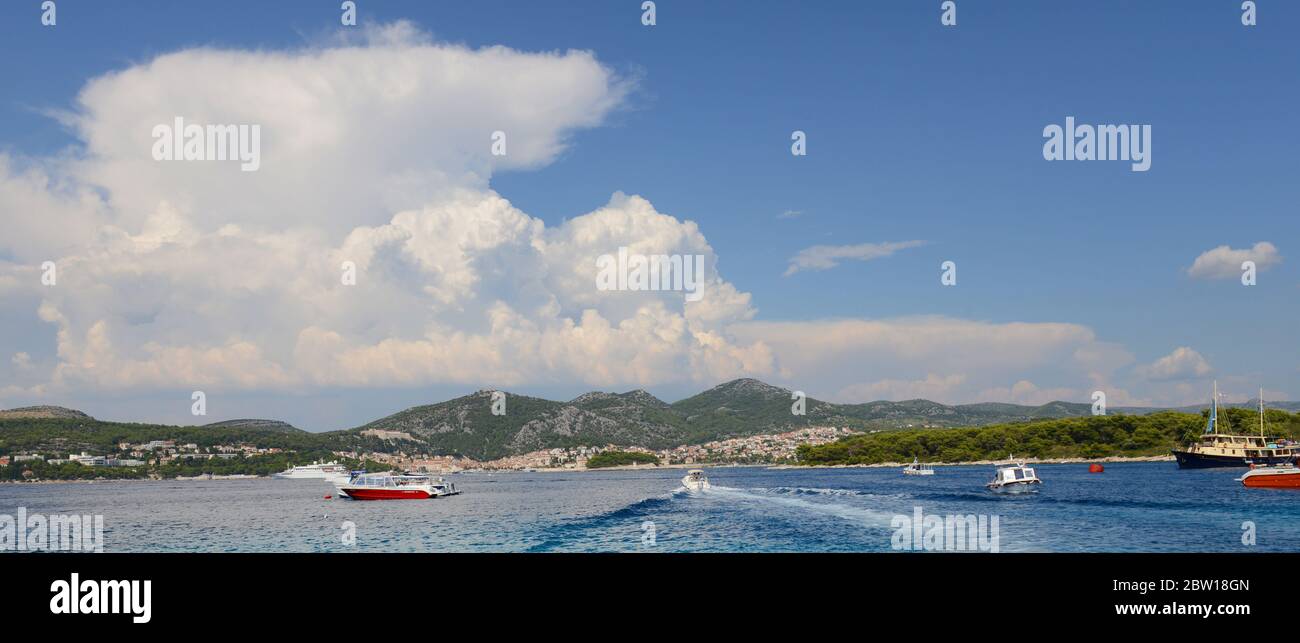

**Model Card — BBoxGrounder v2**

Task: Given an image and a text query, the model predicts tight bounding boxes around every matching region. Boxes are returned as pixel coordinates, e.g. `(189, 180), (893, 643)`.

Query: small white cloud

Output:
(11, 352), (31, 368)
(777, 209), (804, 219)
(784, 240), (925, 276)
(1187, 242), (1281, 279)
(1137, 347), (1212, 381)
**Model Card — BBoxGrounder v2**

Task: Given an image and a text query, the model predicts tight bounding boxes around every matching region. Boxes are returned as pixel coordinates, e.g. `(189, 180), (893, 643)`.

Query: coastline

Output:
(0, 474), (273, 485)
(538, 462), (765, 473)
(770, 454), (1177, 470)
(1, 455), (1179, 483)
(507, 454), (1178, 473)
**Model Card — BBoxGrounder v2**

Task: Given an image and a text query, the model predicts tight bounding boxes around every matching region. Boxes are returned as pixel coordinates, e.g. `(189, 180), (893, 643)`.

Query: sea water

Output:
(2, 462), (1298, 552)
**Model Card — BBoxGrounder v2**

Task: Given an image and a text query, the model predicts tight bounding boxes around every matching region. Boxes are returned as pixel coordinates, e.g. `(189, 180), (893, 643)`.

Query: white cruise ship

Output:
(273, 460), (349, 479)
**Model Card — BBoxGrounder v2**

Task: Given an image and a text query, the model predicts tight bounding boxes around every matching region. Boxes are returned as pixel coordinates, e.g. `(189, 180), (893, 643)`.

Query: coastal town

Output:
(1, 426), (861, 477)
(350, 426), (860, 473)
(0, 440), (285, 469)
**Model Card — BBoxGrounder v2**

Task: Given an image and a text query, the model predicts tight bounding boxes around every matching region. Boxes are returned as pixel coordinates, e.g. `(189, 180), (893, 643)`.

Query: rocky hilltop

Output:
(0, 406), (93, 420)
(201, 419), (304, 433)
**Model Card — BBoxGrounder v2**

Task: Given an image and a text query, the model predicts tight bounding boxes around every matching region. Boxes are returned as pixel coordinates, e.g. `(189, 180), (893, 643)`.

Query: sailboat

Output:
(1173, 382), (1297, 469)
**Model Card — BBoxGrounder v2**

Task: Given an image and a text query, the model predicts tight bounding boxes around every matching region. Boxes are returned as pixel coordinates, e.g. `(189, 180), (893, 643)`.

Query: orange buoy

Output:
(324, 494), (333, 499)
(1088, 463), (1104, 473)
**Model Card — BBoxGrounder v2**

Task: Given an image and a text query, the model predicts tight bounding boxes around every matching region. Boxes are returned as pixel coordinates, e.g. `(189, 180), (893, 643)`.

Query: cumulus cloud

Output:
(1, 26), (781, 395)
(1137, 347), (1213, 381)
(18, 185), (774, 392)
(57, 22), (631, 242)
(784, 240), (925, 276)
(1187, 242), (1281, 280)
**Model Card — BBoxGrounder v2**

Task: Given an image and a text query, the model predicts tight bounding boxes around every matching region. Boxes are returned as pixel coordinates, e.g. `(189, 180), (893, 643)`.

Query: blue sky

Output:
(0, 1), (1296, 429)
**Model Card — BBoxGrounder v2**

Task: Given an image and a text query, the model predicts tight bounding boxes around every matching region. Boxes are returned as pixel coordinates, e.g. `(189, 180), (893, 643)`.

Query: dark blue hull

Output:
(1173, 449), (1293, 469)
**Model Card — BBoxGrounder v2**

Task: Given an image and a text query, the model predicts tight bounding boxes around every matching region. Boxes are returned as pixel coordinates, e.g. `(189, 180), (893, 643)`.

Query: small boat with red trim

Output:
(1240, 464), (1300, 489)
(339, 472), (461, 500)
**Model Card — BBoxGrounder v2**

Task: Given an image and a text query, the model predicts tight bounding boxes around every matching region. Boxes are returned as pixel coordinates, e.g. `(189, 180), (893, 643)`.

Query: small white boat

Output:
(681, 469), (710, 491)
(986, 455), (1042, 493)
(903, 457), (935, 476)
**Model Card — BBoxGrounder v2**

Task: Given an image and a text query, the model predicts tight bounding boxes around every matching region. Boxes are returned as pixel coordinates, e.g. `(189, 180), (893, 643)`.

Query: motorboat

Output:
(986, 455), (1042, 493)
(681, 469), (710, 491)
(339, 472), (461, 500)
(903, 457), (935, 476)
(1240, 463), (1300, 489)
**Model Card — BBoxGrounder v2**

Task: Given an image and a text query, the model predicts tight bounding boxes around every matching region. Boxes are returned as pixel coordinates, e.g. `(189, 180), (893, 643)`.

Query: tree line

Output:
(796, 409), (1300, 466)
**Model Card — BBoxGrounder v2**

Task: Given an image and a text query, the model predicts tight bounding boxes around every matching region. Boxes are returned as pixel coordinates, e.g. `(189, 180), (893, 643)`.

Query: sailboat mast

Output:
(1212, 380), (1219, 434)
(1260, 387), (1265, 437)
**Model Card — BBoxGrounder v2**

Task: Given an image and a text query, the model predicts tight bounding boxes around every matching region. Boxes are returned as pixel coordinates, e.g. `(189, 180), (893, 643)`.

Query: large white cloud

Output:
(0, 24), (781, 396)
(60, 22), (631, 240)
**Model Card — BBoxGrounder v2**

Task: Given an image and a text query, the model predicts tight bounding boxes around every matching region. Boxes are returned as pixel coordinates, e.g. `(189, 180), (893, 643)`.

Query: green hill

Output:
(0, 417), (331, 455)
(796, 407), (1300, 465)
(7, 384), (1299, 463)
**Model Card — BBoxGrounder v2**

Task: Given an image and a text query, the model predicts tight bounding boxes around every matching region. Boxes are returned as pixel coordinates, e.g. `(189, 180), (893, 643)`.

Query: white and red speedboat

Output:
(339, 472), (461, 500)
(1240, 464), (1300, 489)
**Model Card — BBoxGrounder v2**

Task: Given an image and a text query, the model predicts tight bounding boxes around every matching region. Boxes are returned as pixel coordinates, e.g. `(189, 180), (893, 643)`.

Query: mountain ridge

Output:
(7, 382), (1297, 461)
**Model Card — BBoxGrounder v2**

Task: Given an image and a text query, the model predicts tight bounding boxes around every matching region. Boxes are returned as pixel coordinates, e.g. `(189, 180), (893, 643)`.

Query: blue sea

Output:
(3, 462), (1299, 552)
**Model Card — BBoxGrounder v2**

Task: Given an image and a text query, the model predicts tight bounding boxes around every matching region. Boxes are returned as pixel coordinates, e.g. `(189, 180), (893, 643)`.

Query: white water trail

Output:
(702, 485), (897, 529)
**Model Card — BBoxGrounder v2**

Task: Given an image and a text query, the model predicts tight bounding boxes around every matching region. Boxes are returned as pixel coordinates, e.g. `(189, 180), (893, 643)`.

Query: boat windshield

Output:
(351, 474), (429, 487)
(999, 467), (1033, 481)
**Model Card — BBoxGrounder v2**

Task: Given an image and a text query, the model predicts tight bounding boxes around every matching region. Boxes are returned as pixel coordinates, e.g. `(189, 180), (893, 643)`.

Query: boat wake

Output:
(763, 486), (907, 501)
(704, 485), (896, 528)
